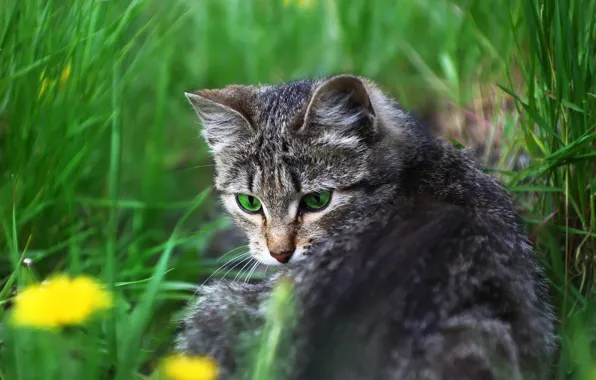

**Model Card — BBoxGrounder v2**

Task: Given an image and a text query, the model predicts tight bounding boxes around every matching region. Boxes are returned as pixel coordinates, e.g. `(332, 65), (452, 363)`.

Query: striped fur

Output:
(178, 75), (556, 380)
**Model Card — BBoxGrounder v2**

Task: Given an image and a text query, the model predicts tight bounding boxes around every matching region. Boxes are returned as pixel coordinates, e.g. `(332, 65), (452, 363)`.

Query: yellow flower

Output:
(11, 274), (113, 329)
(283, 0), (316, 8)
(161, 354), (218, 380)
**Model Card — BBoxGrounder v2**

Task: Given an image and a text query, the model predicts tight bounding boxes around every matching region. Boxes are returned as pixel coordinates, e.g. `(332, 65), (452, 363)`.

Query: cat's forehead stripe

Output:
(247, 170), (254, 194)
(257, 80), (315, 129)
(289, 169), (302, 193)
(254, 164), (296, 197)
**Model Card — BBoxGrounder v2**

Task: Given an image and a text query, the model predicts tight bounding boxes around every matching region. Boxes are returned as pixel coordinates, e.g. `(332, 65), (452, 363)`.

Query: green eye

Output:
(236, 194), (262, 213)
(301, 190), (332, 211)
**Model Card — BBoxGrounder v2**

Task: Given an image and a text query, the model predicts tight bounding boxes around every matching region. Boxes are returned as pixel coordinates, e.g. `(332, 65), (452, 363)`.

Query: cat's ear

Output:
(185, 86), (255, 153)
(301, 75), (375, 132)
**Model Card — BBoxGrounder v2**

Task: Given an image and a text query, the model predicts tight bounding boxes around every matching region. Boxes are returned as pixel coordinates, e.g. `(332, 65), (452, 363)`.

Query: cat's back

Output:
(290, 201), (552, 380)
(294, 201), (512, 315)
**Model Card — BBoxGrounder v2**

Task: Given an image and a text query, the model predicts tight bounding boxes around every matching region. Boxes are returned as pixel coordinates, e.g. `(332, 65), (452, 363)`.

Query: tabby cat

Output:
(175, 75), (556, 380)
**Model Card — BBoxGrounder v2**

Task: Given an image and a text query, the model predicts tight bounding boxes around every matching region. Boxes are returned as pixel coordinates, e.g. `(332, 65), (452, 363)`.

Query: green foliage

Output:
(501, 0), (596, 378)
(0, 0), (594, 378)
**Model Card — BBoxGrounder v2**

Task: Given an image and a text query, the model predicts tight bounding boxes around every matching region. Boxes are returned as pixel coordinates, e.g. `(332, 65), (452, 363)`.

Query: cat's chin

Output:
(252, 246), (310, 266)
(252, 253), (284, 266)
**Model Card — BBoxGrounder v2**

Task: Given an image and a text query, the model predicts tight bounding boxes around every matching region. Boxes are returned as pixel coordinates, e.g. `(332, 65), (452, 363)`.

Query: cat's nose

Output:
(269, 250), (294, 264)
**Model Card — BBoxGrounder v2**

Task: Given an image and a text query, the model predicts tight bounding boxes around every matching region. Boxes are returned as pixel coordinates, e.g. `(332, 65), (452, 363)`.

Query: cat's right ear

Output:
(185, 87), (255, 154)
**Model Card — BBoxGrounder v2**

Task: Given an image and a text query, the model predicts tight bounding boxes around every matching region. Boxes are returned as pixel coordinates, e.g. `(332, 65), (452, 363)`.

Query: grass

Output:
(0, 0), (594, 378)
(502, 0), (596, 377)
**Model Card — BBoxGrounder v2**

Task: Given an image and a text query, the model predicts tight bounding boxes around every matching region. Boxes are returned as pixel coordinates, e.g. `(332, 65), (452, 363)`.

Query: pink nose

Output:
(270, 250), (294, 264)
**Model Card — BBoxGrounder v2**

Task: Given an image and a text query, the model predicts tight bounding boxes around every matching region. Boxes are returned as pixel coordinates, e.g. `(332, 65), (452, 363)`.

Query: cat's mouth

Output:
(253, 245), (309, 266)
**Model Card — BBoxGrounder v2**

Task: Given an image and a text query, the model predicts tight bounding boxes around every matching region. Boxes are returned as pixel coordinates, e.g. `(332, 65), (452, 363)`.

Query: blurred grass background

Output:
(0, 0), (595, 378)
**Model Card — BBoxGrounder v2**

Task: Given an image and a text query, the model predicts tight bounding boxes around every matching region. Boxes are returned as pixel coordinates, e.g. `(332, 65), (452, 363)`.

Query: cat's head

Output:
(186, 75), (413, 266)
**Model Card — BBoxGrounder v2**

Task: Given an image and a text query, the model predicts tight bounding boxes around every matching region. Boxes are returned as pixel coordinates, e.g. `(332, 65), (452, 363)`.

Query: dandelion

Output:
(161, 354), (218, 380)
(11, 274), (113, 329)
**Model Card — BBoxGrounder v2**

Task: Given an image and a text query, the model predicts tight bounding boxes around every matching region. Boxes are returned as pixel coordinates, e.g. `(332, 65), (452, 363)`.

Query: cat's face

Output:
(186, 75), (405, 266)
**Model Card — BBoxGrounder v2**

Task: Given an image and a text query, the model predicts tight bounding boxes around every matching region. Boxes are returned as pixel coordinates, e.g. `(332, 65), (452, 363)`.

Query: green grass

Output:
(501, 0), (596, 378)
(0, 0), (594, 378)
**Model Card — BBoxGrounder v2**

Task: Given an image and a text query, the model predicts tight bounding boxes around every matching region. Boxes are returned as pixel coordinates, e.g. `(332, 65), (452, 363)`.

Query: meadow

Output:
(0, 0), (595, 379)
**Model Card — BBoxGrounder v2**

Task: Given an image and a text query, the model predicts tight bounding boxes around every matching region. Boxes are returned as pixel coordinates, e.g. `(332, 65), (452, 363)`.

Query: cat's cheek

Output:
(250, 238), (282, 266)
(220, 194), (238, 215)
(290, 246), (309, 264)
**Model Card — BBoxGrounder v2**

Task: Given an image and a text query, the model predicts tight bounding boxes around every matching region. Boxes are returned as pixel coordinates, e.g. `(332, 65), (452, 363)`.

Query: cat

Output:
(174, 74), (556, 379)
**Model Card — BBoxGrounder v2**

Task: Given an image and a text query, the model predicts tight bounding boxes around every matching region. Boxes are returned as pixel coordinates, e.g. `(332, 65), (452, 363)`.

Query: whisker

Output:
(201, 252), (251, 286)
(252, 262), (263, 280)
(217, 245), (249, 262)
(222, 256), (252, 282)
(234, 257), (254, 281)
(242, 262), (256, 284)
(244, 261), (261, 284)
(176, 163), (216, 172)
(216, 254), (251, 281)
(233, 258), (255, 283)
(213, 256), (252, 286)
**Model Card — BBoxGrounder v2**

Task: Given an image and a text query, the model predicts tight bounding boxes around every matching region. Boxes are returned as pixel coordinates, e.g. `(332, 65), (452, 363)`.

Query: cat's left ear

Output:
(300, 75), (376, 132)
(185, 85), (256, 154)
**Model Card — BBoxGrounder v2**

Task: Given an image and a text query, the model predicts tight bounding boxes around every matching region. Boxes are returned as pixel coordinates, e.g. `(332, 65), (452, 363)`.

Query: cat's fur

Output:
(175, 75), (556, 379)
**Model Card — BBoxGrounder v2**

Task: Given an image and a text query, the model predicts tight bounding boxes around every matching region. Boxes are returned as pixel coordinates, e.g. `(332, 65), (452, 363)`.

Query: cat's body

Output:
(175, 75), (556, 379)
